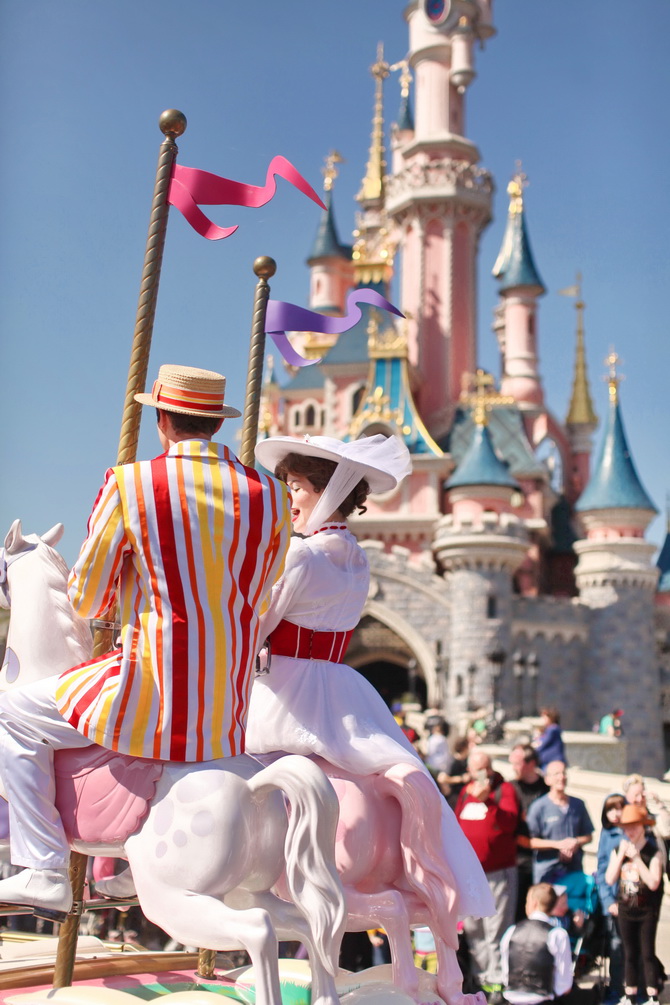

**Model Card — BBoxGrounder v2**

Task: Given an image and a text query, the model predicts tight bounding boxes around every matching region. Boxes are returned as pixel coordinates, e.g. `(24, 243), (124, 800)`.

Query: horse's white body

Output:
(0, 521), (346, 1005)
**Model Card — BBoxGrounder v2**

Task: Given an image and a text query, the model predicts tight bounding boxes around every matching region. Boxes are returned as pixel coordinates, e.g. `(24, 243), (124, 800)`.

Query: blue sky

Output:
(2, 1), (669, 565)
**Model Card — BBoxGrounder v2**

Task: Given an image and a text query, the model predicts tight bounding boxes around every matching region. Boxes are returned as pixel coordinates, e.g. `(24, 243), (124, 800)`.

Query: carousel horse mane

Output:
(1, 519), (93, 688)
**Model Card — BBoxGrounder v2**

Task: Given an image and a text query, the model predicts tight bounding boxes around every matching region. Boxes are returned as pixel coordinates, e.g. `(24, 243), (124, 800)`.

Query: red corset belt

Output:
(268, 619), (354, 663)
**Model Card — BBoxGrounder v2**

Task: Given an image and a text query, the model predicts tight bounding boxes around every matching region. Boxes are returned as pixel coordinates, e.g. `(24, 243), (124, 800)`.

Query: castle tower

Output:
(493, 168), (546, 409)
(386, 0), (495, 439)
(433, 373), (528, 717)
(307, 151), (353, 318)
(563, 276), (598, 503)
(574, 352), (662, 776)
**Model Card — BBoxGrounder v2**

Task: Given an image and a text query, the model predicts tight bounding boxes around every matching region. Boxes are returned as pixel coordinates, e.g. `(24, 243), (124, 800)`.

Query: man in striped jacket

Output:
(0, 364), (291, 920)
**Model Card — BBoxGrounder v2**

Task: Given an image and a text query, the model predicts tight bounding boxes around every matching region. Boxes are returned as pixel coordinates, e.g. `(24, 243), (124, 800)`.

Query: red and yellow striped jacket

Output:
(55, 440), (290, 762)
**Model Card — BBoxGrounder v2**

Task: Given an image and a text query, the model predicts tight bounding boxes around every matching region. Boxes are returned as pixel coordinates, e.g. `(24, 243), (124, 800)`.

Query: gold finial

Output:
(563, 273), (598, 427)
(323, 150), (344, 193)
(507, 161), (528, 216)
(460, 369), (514, 426)
(357, 42), (389, 204)
(604, 348), (623, 402)
(390, 59), (412, 98)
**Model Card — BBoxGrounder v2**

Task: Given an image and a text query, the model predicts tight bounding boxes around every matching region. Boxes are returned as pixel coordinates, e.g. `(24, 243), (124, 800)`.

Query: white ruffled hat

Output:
(255, 433), (412, 535)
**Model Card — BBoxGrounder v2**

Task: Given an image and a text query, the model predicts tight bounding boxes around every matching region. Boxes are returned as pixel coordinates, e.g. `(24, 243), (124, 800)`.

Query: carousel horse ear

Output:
(4, 519), (25, 555)
(41, 524), (64, 548)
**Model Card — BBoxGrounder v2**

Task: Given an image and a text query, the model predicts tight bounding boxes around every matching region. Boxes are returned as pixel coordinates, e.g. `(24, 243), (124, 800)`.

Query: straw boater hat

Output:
(620, 804), (655, 827)
(135, 364), (241, 418)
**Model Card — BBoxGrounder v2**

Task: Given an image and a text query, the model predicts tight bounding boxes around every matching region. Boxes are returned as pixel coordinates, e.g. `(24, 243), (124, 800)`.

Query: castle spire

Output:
(357, 43), (389, 204)
(307, 151), (348, 263)
(564, 275), (597, 427)
(493, 166), (545, 294)
(576, 351), (656, 514)
(447, 371), (518, 490)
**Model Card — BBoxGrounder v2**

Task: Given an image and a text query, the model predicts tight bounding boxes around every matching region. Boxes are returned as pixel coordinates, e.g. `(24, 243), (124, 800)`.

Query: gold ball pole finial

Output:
(253, 255), (277, 281)
(159, 109), (187, 138)
(239, 257), (278, 466)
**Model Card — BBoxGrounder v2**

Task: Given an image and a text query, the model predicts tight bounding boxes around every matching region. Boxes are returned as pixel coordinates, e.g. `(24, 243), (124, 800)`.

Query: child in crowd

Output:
(501, 883), (573, 1003)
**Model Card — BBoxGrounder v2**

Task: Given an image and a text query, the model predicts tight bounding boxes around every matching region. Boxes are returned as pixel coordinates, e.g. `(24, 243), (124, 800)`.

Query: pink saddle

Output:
(54, 746), (163, 845)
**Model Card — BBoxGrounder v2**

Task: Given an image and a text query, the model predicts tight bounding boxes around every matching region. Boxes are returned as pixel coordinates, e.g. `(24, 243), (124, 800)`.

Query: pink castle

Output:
(259, 1), (668, 778)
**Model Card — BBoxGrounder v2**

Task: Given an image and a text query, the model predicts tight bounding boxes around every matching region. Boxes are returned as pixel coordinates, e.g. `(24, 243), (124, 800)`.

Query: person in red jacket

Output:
(456, 750), (521, 1002)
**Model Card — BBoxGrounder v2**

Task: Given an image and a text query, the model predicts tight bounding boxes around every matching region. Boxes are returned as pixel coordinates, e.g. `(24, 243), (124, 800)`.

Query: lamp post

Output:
(407, 657), (418, 702)
(527, 651), (540, 714)
(487, 647), (507, 716)
(512, 650), (526, 718)
(467, 663), (477, 711)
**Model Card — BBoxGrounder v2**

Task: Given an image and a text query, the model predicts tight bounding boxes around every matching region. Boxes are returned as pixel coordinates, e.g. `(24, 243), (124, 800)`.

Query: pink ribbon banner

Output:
(168, 155), (326, 240)
(265, 289), (404, 367)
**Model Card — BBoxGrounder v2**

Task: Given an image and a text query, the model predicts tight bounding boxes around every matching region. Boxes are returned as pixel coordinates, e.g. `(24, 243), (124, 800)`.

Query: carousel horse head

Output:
(1, 519), (93, 689)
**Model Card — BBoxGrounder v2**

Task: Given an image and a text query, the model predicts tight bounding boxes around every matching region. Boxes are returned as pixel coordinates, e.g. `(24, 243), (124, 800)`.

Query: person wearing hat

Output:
(246, 433), (495, 925)
(605, 804), (664, 1005)
(0, 364), (291, 920)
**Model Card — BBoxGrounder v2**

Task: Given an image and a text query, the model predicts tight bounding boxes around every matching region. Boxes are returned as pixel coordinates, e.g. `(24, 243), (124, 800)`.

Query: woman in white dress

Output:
(246, 433), (493, 920)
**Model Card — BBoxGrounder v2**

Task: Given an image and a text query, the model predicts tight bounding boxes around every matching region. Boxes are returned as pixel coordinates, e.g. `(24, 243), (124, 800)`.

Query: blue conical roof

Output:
(447, 423), (519, 490)
(576, 396), (657, 513)
(657, 530), (670, 592)
(493, 195), (545, 294)
(307, 189), (350, 263)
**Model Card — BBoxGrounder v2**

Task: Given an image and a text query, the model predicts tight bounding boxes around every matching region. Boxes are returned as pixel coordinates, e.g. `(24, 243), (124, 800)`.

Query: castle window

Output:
(487, 596), (497, 619)
(292, 409), (302, 428)
(305, 404), (316, 427)
(352, 384), (366, 416)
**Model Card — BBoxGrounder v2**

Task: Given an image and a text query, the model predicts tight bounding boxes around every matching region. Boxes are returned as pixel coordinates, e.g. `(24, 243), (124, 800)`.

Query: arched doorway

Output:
(354, 659), (427, 709)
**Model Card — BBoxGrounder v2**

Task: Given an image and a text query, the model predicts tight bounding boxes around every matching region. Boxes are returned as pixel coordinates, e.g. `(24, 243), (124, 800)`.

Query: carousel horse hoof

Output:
(0, 867), (72, 922)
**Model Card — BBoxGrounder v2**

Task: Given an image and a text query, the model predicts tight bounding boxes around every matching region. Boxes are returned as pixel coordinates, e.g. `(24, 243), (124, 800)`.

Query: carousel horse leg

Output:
(345, 888), (419, 999)
(245, 890), (340, 1005)
(434, 932), (486, 1005)
(131, 877), (282, 1005)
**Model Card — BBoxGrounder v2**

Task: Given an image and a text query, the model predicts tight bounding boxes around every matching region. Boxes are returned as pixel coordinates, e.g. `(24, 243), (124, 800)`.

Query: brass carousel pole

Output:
(238, 256), (277, 467)
(195, 255), (276, 982)
(53, 108), (187, 990)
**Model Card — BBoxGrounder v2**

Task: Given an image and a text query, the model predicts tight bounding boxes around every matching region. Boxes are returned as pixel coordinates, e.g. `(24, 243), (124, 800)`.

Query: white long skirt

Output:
(246, 655), (494, 919)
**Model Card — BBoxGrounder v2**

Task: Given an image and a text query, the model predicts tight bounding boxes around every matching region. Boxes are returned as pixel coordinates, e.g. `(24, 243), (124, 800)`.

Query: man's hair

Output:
(453, 736), (470, 756)
(528, 883), (557, 915)
(513, 743), (539, 765)
(540, 706), (560, 724)
(157, 409), (221, 437)
(275, 451), (369, 519)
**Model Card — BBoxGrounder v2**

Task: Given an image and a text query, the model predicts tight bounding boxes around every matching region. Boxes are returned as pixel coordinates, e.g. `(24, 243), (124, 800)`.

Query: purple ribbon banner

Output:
(265, 289), (404, 367)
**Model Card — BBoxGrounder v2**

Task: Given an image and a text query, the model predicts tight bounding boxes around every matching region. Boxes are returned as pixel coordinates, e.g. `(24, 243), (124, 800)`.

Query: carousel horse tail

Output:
(378, 763), (459, 950)
(248, 754), (346, 976)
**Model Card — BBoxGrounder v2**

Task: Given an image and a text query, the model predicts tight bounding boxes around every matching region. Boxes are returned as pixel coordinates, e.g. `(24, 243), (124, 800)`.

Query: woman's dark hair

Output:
(540, 706), (560, 725)
(157, 408), (221, 437)
(276, 451), (369, 519)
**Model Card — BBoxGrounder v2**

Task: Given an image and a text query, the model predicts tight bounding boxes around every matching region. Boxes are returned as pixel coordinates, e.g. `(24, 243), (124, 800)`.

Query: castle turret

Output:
(434, 377), (527, 718)
(574, 353), (661, 776)
(493, 168), (546, 409)
(563, 276), (598, 503)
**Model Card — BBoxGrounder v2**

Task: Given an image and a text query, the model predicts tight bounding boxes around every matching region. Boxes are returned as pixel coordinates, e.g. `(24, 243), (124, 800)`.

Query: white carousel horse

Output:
(0, 520), (345, 1005)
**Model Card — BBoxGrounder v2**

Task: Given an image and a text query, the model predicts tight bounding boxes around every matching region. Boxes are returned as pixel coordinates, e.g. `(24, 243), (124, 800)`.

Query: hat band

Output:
(153, 379), (224, 413)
